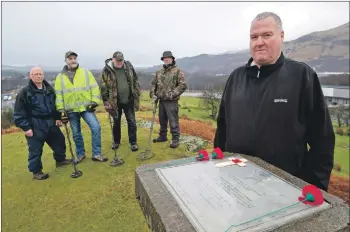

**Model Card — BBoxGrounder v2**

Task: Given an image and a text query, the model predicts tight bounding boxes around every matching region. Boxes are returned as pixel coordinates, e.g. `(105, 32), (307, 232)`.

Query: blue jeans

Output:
(67, 111), (101, 158)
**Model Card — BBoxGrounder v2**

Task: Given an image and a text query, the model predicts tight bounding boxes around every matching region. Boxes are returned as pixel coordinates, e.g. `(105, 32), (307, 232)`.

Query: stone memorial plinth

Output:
(135, 153), (349, 232)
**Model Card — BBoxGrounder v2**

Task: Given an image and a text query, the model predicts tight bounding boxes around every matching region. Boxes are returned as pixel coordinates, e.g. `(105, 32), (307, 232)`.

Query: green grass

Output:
(2, 95), (349, 232)
(332, 132), (350, 177)
(138, 91), (216, 125)
(1, 113), (197, 232)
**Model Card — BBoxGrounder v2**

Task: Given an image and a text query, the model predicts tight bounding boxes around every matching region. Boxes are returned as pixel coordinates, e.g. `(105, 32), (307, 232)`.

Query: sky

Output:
(2, 1), (349, 68)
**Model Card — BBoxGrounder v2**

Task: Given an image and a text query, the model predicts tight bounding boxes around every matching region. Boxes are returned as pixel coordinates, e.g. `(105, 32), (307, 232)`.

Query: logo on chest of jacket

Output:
(274, 99), (288, 103)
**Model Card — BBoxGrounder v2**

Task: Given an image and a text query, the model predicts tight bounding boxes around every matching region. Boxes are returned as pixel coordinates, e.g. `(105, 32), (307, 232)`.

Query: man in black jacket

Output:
(214, 12), (335, 191)
(14, 67), (72, 180)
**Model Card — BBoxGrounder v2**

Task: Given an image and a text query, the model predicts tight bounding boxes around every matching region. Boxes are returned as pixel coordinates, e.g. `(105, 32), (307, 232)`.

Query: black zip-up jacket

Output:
(214, 53), (335, 191)
(14, 80), (61, 131)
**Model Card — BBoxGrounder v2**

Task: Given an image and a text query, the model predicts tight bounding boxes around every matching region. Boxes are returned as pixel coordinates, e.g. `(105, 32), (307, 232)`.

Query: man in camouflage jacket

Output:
(150, 51), (187, 148)
(100, 51), (141, 152)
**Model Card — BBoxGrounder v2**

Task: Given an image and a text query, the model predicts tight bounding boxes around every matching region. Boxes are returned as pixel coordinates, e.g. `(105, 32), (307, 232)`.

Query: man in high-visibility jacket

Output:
(54, 51), (108, 163)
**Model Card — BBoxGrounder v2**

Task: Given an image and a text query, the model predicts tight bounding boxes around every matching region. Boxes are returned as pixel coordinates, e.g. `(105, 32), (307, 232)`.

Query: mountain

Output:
(1, 64), (62, 73)
(145, 22), (350, 74)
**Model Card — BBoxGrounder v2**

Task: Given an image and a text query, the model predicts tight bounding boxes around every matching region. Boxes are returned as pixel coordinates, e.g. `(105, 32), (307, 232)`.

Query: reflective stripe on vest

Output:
(59, 69), (90, 94)
(64, 101), (91, 110)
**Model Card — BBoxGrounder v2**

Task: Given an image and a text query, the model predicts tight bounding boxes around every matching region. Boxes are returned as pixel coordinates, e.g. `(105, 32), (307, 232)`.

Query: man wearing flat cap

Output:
(150, 51), (187, 148)
(100, 51), (141, 161)
(54, 51), (108, 163)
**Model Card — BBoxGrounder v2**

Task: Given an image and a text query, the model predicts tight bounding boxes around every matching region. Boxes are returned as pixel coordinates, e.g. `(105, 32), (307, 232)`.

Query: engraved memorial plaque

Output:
(155, 158), (330, 232)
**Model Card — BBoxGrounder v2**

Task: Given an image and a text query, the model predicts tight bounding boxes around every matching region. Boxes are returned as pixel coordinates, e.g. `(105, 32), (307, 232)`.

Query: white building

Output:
(322, 86), (349, 105)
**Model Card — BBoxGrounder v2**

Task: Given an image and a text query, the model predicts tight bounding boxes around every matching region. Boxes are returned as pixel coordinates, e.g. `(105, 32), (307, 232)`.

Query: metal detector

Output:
(138, 98), (157, 160)
(108, 114), (125, 167)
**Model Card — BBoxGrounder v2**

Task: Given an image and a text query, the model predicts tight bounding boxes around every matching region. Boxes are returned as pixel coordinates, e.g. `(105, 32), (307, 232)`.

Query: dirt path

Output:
(328, 175), (350, 204)
(140, 115), (216, 142)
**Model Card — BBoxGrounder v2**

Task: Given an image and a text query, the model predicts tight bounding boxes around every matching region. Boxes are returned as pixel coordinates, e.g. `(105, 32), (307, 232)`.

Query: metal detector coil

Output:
(108, 114), (125, 167)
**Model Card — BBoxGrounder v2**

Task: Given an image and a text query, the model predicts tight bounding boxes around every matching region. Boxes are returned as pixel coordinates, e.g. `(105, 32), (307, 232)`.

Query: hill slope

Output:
(145, 22), (350, 74)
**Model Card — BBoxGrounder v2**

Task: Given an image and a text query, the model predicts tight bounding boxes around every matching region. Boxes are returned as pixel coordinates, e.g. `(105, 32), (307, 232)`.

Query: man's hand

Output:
(61, 113), (69, 124)
(152, 95), (158, 102)
(104, 102), (117, 117)
(56, 120), (62, 127)
(24, 129), (33, 137)
(87, 102), (98, 112)
(104, 102), (113, 113)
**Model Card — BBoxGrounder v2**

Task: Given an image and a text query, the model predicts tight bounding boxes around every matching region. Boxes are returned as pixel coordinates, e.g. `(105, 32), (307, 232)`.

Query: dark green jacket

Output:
(100, 59), (141, 112)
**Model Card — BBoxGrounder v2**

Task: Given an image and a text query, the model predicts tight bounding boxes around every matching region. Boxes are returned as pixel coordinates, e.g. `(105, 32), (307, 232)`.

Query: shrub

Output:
(333, 163), (342, 172)
(336, 127), (344, 136)
(1, 108), (14, 129)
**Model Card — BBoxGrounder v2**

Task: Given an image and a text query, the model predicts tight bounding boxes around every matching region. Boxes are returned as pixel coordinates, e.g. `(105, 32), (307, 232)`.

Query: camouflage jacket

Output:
(150, 64), (187, 101)
(100, 59), (141, 112)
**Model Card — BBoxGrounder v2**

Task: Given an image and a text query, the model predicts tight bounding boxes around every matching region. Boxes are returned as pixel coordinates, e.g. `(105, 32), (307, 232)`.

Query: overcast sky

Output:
(2, 1), (349, 68)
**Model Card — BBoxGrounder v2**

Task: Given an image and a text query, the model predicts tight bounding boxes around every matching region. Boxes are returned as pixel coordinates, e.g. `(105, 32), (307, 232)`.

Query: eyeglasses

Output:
(32, 73), (44, 76)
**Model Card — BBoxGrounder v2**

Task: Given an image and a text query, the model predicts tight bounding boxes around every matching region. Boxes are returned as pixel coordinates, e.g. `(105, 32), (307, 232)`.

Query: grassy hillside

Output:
(1, 94), (349, 232)
(2, 113), (201, 232)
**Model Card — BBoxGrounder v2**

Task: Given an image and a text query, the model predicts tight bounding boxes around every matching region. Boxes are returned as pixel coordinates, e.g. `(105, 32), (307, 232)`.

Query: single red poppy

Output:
(298, 184), (324, 206)
(212, 147), (224, 159)
(196, 150), (209, 161)
(231, 158), (243, 164)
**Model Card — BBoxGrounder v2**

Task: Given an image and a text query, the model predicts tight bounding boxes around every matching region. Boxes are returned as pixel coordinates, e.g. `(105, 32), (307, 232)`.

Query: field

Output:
(1, 93), (349, 232)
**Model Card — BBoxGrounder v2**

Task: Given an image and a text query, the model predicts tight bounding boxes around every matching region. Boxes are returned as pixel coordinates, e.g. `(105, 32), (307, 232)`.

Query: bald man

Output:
(14, 67), (72, 180)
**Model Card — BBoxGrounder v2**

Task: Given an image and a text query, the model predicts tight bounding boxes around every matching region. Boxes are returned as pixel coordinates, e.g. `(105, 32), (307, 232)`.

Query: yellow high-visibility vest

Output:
(54, 67), (101, 112)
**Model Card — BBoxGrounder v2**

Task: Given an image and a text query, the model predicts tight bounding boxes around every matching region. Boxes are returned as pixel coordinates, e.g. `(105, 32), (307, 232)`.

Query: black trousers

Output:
(26, 118), (66, 173)
(158, 100), (180, 140)
(113, 101), (137, 144)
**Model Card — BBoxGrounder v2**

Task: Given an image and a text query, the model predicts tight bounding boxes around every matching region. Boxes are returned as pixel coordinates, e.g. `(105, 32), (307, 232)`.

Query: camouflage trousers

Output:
(158, 100), (180, 141)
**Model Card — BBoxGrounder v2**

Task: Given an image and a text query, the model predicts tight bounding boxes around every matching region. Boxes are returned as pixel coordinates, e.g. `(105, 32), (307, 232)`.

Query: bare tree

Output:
(200, 87), (223, 120)
(328, 104), (349, 127)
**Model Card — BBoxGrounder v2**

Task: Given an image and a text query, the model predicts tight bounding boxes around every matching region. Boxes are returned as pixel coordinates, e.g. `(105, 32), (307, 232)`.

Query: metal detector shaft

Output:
(59, 80), (82, 178)
(108, 114), (118, 160)
(137, 99), (157, 161)
(63, 123), (79, 172)
(147, 100), (157, 150)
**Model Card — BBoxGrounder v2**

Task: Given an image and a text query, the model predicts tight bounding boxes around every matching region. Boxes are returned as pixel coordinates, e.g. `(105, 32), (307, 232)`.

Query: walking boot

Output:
(170, 139), (179, 149)
(33, 171), (49, 180)
(131, 143), (139, 152)
(75, 155), (86, 164)
(153, 136), (168, 143)
(56, 159), (73, 167)
(92, 154), (108, 162)
(112, 143), (120, 150)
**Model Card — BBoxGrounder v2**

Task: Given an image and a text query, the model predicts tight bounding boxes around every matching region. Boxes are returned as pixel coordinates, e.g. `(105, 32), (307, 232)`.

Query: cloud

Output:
(2, 1), (349, 68)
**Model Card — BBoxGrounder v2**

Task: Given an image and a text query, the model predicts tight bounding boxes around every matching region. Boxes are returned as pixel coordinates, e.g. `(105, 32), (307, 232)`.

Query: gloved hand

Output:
(87, 102), (98, 112)
(152, 95), (158, 102)
(61, 113), (69, 124)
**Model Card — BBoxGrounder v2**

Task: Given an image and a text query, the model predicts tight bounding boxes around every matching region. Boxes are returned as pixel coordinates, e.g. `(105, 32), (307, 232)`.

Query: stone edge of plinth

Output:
(237, 153), (350, 232)
(135, 154), (349, 232)
(135, 158), (197, 232)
